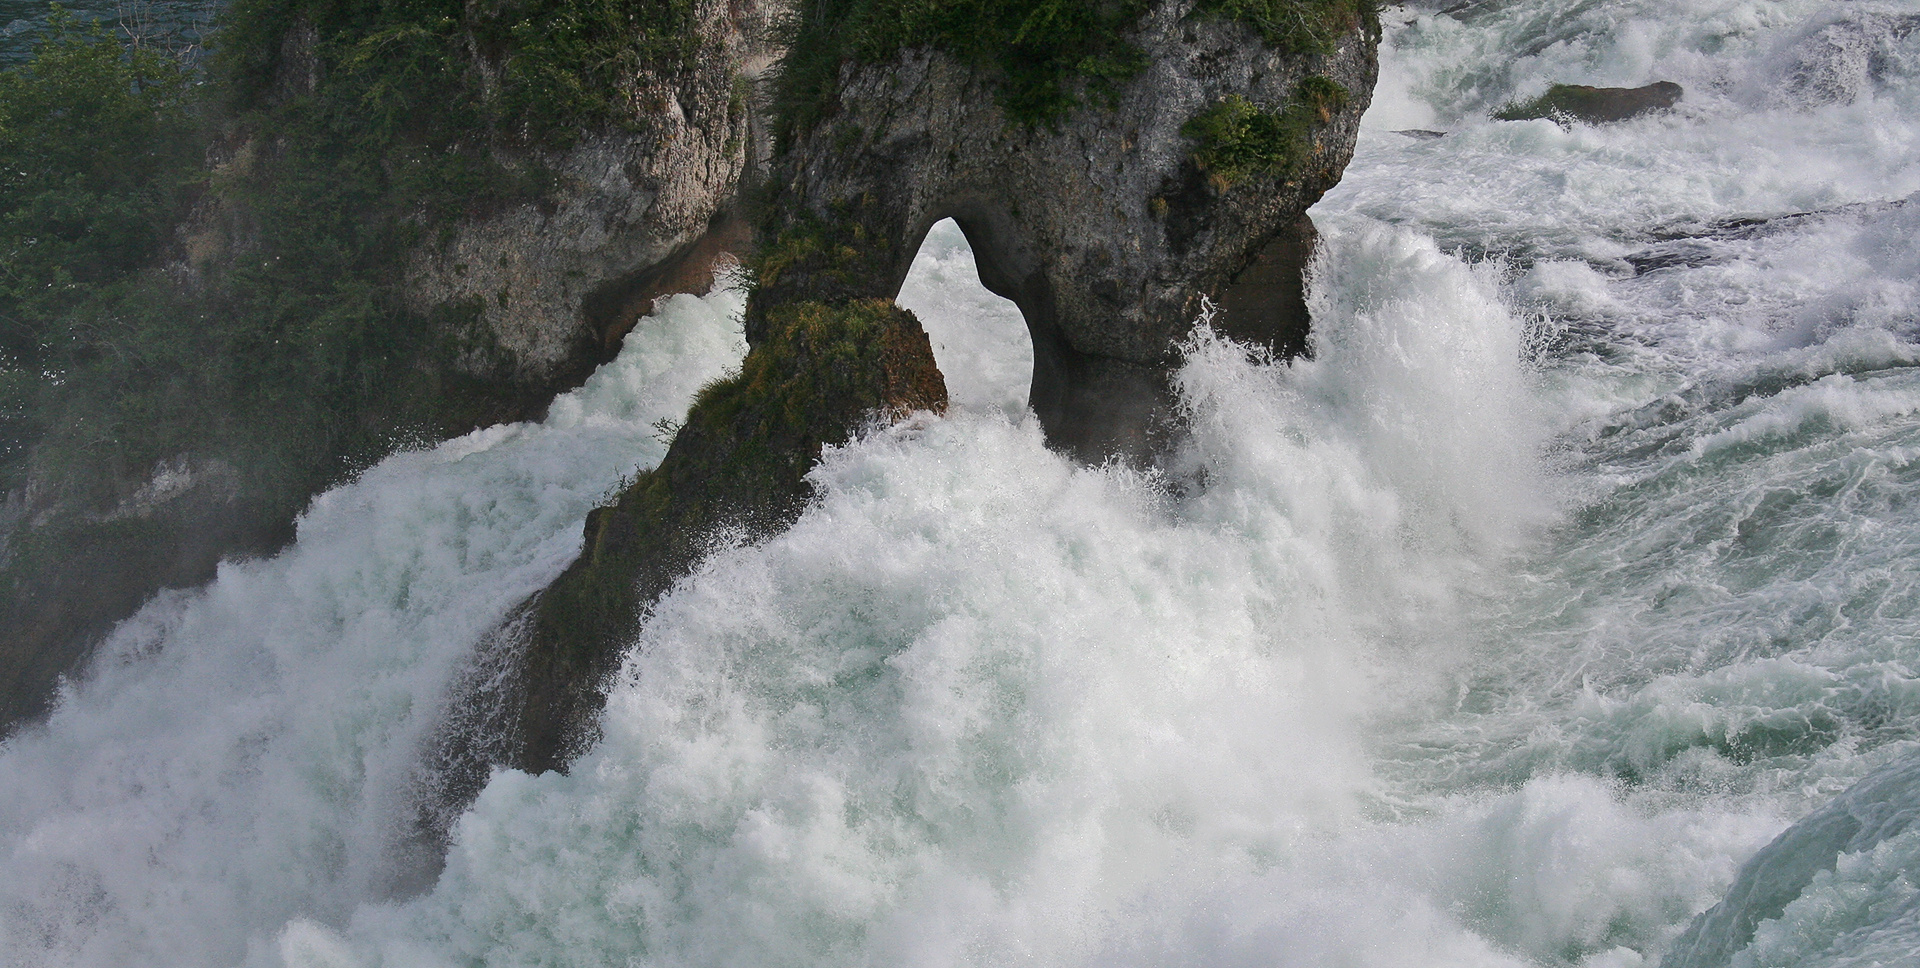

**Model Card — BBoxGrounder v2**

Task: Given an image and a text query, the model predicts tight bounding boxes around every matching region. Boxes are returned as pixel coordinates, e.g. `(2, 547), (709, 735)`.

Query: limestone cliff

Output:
(399, 0), (779, 393)
(755, 0), (1378, 460)
(468, 0), (1380, 783)
(0, 0), (784, 734)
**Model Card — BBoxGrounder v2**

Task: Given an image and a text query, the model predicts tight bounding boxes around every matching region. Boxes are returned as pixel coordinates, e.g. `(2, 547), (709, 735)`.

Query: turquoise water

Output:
(6, 2), (1920, 966)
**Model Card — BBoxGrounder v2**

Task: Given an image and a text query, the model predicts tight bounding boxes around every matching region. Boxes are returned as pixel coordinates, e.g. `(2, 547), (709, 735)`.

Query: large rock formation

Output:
(0, 0), (782, 735)
(754, 0), (1377, 461)
(399, 0), (780, 394)
(462, 0), (1381, 787)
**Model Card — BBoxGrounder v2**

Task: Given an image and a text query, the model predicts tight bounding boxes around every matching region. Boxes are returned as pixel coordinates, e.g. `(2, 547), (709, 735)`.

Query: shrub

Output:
(1181, 76), (1348, 187)
(772, 0), (1154, 144)
(0, 8), (200, 488)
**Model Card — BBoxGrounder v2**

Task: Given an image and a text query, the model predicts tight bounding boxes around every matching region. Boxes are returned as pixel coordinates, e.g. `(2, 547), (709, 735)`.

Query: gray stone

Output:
(755, 0), (1377, 463)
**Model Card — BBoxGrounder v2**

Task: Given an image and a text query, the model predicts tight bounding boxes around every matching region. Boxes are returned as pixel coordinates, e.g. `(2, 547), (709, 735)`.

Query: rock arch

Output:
(456, 1), (1383, 787)
(897, 219), (1035, 415)
(749, 1), (1377, 461)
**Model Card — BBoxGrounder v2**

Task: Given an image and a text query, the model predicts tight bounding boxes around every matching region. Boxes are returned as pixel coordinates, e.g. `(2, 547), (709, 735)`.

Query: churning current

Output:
(7, 1), (1920, 965)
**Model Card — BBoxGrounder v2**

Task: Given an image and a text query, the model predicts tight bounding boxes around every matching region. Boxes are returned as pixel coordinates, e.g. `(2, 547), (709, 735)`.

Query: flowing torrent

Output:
(8, 1), (1920, 965)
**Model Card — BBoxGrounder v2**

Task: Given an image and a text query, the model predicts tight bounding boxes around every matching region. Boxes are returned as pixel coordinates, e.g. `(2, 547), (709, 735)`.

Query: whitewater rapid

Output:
(6, 1), (1920, 966)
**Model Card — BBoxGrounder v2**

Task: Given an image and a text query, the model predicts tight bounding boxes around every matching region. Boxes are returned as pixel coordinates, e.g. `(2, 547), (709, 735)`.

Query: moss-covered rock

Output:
(1494, 81), (1683, 125)
(507, 298), (947, 773)
(752, 0), (1376, 463)
(1182, 76), (1350, 188)
(1190, 0), (1379, 55)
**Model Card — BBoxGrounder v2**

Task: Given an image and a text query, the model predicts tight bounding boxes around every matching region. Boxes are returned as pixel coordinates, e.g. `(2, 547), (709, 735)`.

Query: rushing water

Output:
(7, 1), (1920, 966)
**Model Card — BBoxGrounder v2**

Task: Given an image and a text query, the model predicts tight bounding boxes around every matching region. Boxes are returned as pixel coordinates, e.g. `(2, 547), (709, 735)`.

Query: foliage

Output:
(772, 0), (1153, 144)
(215, 0), (699, 147)
(0, 0), (629, 508)
(0, 8), (200, 487)
(1181, 76), (1348, 187)
(1191, 0), (1379, 54)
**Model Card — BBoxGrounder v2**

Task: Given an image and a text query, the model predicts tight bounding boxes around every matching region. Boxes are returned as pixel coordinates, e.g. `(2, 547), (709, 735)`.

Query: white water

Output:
(7, 2), (1920, 966)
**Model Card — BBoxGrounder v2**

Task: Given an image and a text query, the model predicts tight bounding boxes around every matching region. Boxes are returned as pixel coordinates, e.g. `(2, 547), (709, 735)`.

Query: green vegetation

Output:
(769, 0), (1377, 147)
(772, 0), (1153, 142)
(216, 0), (699, 146)
(515, 297), (947, 770)
(1181, 76), (1348, 187)
(0, 9), (199, 488)
(0, 0), (713, 508)
(749, 196), (909, 313)
(1191, 0), (1379, 54)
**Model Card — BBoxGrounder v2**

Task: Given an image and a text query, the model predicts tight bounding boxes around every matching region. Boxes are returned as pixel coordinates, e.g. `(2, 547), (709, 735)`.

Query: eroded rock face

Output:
(454, 0), (1380, 785)
(0, 0), (787, 738)
(755, 0), (1378, 462)
(404, 0), (781, 391)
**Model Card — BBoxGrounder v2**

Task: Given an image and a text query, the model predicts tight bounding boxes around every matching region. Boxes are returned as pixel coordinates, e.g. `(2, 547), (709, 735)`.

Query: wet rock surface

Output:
(446, 0), (1380, 788)
(1495, 81), (1682, 124)
(0, 0), (784, 738)
(754, 0), (1377, 463)
(425, 299), (945, 822)
(1661, 752), (1920, 968)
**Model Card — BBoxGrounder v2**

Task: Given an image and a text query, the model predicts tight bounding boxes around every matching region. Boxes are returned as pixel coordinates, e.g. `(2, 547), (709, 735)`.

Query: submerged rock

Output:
(1494, 81), (1682, 124)
(1778, 12), (1920, 107)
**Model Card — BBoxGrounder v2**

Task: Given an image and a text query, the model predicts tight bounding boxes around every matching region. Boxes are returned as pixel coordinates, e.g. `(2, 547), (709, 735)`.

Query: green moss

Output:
(514, 298), (947, 770)
(1190, 0), (1379, 54)
(1181, 76), (1348, 187)
(772, 0), (1153, 146)
(746, 195), (909, 322)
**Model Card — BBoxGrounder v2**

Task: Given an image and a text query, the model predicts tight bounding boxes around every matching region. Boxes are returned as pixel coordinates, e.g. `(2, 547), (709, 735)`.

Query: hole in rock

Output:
(896, 218), (1034, 415)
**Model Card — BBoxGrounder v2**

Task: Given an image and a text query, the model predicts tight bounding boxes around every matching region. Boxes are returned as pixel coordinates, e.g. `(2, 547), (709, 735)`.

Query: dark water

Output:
(0, 0), (214, 64)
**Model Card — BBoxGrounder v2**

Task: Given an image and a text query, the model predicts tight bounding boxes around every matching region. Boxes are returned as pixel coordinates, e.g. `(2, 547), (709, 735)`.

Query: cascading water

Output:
(6, 1), (1920, 966)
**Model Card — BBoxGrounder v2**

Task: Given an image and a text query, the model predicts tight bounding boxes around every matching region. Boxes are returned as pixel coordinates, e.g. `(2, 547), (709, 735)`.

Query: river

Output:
(5, 2), (1920, 965)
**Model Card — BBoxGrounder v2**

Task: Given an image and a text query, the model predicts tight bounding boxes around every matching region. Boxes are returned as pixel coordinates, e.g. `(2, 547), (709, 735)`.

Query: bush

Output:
(772, 0), (1154, 143)
(1181, 76), (1348, 187)
(1191, 0), (1379, 54)
(0, 8), (201, 488)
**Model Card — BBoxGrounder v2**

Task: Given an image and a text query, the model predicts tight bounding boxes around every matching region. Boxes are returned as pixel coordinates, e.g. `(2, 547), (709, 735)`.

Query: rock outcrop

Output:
(400, 0), (780, 394)
(1494, 81), (1682, 125)
(0, 0), (783, 735)
(754, 0), (1378, 462)
(418, 299), (945, 850)
(462, 0), (1381, 785)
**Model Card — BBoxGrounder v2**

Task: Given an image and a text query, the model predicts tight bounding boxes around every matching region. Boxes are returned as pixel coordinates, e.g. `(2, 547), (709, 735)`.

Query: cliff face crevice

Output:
(754, 0), (1377, 461)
